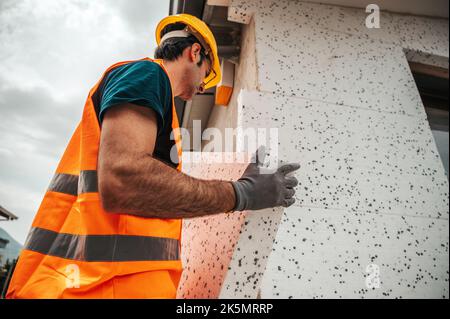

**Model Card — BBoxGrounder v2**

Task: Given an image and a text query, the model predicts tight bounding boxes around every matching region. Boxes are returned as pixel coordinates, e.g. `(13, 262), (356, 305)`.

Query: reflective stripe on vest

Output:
(24, 227), (180, 262)
(48, 170), (98, 196)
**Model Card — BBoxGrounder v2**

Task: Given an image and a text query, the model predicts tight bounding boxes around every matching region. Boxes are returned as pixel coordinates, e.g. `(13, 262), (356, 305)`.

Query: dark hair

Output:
(154, 22), (209, 67)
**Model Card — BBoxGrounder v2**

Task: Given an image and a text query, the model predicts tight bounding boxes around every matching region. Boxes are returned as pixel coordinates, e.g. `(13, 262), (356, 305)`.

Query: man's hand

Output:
(231, 146), (300, 211)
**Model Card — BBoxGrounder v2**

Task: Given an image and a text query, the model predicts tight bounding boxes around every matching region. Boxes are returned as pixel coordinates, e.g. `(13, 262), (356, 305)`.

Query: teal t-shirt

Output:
(98, 60), (172, 136)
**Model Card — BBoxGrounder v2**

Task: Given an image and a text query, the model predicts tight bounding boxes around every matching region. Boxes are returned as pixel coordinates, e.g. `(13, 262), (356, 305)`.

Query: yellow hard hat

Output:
(155, 14), (221, 90)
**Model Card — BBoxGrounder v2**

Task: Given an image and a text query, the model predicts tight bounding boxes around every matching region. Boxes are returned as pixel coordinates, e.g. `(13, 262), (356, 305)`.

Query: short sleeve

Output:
(98, 61), (168, 135)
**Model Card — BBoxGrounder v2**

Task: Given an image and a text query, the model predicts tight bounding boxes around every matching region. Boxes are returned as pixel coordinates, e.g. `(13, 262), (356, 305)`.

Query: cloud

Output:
(113, 0), (170, 34)
(0, 76), (79, 245)
(0, 0), (170, 244)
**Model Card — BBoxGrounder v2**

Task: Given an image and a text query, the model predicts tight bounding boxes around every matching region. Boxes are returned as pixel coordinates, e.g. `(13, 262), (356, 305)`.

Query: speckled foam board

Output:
(228, 0), (449, 89)
(259, 206), (449, 299)
(176, 153), (284, 299)
(237, 90), (449, 219)
(254, 16), (427, 118)
(229, 0), (401, 44)
(236, 90), (449, 298)
(225, 0), (449, 299)
(228, 0), (449, 55)
(219, 207), (284, 298)
(393, 14), (449, 59)
(177, 153), (247, 298)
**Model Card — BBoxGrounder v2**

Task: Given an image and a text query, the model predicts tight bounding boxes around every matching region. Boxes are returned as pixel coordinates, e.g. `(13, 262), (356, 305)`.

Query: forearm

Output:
(99, 153), (236, 218)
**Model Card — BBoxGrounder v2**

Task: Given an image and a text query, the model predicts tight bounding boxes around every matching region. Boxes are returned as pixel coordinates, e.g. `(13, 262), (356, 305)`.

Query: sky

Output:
(0, 0), (170, 244)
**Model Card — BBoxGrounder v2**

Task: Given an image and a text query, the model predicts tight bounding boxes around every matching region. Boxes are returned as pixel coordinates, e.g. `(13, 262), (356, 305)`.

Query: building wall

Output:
(183, 0), (449, 298)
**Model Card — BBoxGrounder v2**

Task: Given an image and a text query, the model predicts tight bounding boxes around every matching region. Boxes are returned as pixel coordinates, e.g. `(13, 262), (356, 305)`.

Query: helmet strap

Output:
(160, 30), (190, 43)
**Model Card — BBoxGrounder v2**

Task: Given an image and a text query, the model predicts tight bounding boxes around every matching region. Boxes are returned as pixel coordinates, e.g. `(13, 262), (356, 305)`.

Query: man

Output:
(6, 14), (299, 299)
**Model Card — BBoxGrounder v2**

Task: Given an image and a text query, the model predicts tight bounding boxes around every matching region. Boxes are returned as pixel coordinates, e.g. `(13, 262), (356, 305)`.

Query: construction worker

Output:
(5, 14), (300, 299)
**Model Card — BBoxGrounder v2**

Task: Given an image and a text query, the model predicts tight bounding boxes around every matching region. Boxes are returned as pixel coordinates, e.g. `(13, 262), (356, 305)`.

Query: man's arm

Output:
(98, 102), (236, 219)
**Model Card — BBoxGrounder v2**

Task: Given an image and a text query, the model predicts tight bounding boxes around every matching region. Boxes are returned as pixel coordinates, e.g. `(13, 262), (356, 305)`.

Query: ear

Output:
(190, 43), (202, 64)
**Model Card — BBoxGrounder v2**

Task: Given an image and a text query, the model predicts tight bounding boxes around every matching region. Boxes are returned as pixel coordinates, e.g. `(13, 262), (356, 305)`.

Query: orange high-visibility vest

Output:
(6, 58), (184, 299)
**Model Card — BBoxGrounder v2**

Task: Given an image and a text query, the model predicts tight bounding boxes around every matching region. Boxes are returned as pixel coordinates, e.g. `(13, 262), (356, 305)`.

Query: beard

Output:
(178, 65), (201, 101)
(178, 84), (197, 101)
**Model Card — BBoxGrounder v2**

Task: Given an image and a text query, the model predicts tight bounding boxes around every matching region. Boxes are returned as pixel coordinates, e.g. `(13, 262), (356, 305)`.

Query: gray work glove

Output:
(231, 146), (300, 211)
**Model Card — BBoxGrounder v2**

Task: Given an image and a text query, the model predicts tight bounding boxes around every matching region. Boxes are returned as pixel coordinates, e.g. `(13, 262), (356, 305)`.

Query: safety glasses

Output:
(198, 67), (217, 93)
